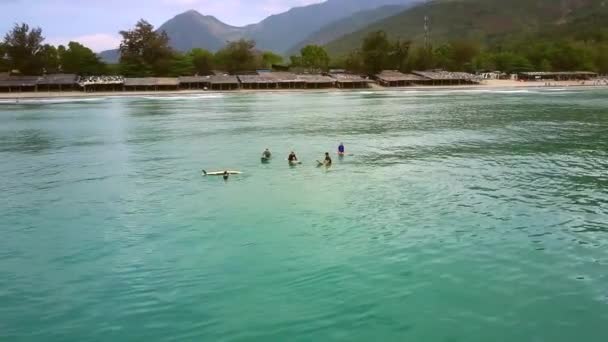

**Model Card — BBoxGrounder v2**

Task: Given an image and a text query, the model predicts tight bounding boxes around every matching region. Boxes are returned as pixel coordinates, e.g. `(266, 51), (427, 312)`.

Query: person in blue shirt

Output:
(338, 143), (345, 154)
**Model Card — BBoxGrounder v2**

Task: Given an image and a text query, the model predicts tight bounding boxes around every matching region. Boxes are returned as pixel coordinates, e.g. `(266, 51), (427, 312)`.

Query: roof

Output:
(330, 73), (369, 82)
(79, 76), (125, 86)
(238, 72), (301, 83)
(412, 70), (477, 80)
(376, 70), (427, 82)
(208, 75), (239, 84)
(0, 76), (40, 87)
(124, 77), (179, 86)
(296, 74), (336, 83)
(38, 74), (79, 85)
(178, 76), (211, 83)
(519, 71), (598, 76)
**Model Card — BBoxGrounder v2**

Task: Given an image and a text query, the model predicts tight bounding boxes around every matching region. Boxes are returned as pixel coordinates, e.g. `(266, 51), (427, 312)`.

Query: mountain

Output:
(243, 0), (418, 52)
(324, 0), (608, 55)
(99, 0), (418, 63)
(286, 5), (410, 55)
(156, 10), (244, 52)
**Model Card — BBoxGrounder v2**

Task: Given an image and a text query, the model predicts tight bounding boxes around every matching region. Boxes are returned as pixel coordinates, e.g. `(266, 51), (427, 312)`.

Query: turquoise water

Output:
(1, 88), (607, 341)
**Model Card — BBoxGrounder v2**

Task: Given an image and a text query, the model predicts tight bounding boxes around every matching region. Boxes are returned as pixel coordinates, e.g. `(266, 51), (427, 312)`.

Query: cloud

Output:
(46, 33), (121, 52)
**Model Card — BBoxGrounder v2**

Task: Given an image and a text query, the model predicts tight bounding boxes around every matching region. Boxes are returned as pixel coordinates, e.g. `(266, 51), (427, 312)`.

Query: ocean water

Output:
(1, 88), (607, 341)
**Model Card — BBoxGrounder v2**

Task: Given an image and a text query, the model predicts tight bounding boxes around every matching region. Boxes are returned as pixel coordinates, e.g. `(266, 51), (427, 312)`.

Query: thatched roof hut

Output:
(296, 74), (336, 88)
(208, 75), (239, 90)
(123, 78), (179, 87)
(329, 73), (371, 88)
(518, 71), (598, 81)
(178, 76), (212, 89)
(38, 74), (79, 85)
(0, 76), (40, 92)
(375, 70), (427, 86)
(238, 72), (304, 89)
(412, 70), (478, 84)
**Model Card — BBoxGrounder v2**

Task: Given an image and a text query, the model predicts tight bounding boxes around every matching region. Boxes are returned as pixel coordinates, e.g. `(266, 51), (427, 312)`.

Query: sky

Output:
(0, 0), (324, 51)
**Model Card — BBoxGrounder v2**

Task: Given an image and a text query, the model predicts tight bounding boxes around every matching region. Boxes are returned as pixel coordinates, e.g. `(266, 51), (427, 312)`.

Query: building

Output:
(123, 78), (179, 91)
(296, 74), (336, 89)
(208, 75), (240, 90)
(0, 76), (40, 92)
(329, 73), (370, 89)
(79, 76), (125, 92)
(178, 76), (211, 90)
(411, 70), (479, 85)
(375, 70), (427, 87)
(518, 71), (598, 81)
(238, 72), (305, 89)
(37, 74), (79, 91)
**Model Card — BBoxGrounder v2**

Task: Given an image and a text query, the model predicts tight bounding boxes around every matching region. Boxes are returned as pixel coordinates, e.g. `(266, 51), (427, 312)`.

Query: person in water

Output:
(338, 143), (345, 154)
(324, 152), (332, 166)
(223, 171), (229, 181)
(288, 151), (298, 162)
(262, 148), (272, 159)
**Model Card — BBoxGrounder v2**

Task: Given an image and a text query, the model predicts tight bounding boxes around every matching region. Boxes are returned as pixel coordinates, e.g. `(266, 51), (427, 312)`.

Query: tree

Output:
(59, 42), (106, 75)
(40, 44), (59, 73)
(190, 48), (214, 75)
(3, 23), (45, 74)
(214, 39), (257, 74)
(343, 50), (363, 73)
(0, 43), (8, 72)
(493, 52), (533, 73)
(261, 51), (283, 69)
(447, 40), (480, 71)
(361, 31), (391, 74)
(406, 45), (435, 71)
(299, 45), (330, 72)
(119, 19), (173, 76)
(168, 52), (194, 76)
(389, 39), (411, 72)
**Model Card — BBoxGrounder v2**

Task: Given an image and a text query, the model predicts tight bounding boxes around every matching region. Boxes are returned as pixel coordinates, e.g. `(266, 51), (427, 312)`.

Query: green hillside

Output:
(325, 0), (608, 56)
(286, 5), (409, 55)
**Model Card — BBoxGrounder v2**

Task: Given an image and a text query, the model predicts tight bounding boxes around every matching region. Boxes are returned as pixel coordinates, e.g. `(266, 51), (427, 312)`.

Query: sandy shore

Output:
(0, 80), (606, 100)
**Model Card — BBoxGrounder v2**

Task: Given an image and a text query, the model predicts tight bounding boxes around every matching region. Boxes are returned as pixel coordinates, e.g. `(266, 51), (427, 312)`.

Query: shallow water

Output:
(1, 88), (608, 341)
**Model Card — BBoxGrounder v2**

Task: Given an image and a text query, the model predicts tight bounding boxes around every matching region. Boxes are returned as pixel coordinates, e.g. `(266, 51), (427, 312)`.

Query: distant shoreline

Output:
(1, 80), (606, 101)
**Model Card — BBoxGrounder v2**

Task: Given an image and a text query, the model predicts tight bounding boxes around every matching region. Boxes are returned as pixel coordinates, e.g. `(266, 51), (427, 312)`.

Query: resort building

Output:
(178, 76), (211, 90)
(375, 70), (427, 87)
(79, 76), (125, 92)
(208, 75), (240, 90)
(37, 74), (79, 91)
(518, 71), (598, 81)
(330, 73), (370, 88)
(123, 78), (180, 91)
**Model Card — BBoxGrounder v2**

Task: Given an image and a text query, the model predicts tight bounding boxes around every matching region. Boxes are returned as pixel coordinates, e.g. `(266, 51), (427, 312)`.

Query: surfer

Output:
(223, 171), (229, 181)
(338, 142), (345, 155)
(262, 148), (272, 159)
(324, 152), (332, 166)
(288, 151), (298, 163)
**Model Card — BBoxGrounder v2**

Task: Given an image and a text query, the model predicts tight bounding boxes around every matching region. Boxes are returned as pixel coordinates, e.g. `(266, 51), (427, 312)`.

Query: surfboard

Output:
(202, 170), (242, 176)
(261, 157), (271, 163)
(289, 160), (302, 166)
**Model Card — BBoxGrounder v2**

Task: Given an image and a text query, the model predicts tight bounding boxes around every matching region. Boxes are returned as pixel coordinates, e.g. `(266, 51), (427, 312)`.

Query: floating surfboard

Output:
(289, 160), (302, 166)
(202, 170), (242, 176)
(261, 157), (271, 163)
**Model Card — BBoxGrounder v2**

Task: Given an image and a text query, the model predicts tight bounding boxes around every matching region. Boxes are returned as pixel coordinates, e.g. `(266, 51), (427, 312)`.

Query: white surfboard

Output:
(202, 170), (242, 176)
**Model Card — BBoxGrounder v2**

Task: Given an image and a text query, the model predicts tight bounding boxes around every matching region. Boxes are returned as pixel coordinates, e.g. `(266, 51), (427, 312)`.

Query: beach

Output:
(1, 79), (606, 100)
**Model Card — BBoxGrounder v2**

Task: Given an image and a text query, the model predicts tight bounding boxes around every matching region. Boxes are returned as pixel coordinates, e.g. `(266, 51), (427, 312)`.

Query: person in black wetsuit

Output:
(324, 152), (332, 166)
(223, 171), (229, 181)
(288, 151), (298, 163)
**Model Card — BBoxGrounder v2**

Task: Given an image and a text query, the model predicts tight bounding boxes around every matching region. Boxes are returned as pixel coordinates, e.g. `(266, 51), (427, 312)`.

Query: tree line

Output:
(2, 20), (607, 77)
